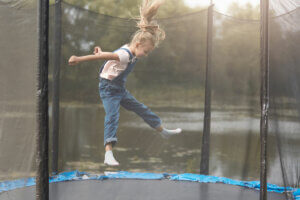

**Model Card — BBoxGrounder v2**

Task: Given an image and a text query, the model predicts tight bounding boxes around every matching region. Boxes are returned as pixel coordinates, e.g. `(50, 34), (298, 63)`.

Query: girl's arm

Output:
(68, 46), (119, 66)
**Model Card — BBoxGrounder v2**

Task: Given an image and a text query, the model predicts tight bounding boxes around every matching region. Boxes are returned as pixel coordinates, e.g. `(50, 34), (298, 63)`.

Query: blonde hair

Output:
(130, 0), (165, 47)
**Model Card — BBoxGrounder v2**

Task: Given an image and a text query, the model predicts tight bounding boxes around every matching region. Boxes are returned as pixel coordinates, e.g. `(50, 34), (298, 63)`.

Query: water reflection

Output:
(53, 104), (300, 186)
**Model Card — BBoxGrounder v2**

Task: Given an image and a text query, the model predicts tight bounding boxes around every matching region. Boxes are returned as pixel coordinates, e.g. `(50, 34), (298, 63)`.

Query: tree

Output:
(64, 0), (193, 18)
(211, 3), (260, 104)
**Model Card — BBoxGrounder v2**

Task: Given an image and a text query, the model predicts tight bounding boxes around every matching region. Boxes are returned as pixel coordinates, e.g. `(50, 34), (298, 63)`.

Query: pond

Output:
(52, 103), (300, 186)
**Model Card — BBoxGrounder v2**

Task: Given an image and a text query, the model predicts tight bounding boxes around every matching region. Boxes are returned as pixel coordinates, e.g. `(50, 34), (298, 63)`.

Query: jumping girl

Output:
(68, 0), (182, 166)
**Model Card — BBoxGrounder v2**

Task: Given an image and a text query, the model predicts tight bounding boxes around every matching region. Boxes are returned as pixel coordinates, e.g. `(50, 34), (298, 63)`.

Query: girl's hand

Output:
(93, 46), (102, 55)
(68, 55), (79, 66)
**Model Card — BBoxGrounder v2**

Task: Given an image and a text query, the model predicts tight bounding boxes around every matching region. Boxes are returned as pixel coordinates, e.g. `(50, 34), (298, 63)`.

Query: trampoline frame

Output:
(1, 170), (298, 199)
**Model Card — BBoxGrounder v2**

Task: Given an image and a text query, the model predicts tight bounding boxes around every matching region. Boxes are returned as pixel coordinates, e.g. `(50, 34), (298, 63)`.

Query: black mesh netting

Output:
(48, 2), (208, 174)
(0, 1), (37, 181)
(269, 0), (300, 190)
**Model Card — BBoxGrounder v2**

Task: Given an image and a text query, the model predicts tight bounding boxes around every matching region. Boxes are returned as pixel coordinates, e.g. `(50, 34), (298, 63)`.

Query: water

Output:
(51, 104), (300, 186)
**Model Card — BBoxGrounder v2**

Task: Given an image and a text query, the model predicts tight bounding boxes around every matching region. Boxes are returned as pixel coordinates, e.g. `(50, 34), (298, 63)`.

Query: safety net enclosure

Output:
(269, 0), (300, 191)
(0, 0), (299, 200)
(0, 0), (37, 182)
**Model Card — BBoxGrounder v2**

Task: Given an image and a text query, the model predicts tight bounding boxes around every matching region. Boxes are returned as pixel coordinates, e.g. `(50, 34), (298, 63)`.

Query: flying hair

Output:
(130, 0), (166, 47)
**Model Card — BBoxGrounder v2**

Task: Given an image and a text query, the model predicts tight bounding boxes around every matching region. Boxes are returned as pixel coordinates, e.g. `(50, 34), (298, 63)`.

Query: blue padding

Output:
(0, 170), (87, 193)
(294, 189), (300, 200)
(0, 177), (35, 193)
(49, 170), (88, 183)
(104, 171), (167, 180)
(0, 170), (299, 200)
(170, 173), (294, 193)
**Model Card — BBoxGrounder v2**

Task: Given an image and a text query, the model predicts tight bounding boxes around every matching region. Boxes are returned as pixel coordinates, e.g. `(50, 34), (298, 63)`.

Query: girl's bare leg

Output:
(105, 143), (113, 152)
(155, 125), (163, 132)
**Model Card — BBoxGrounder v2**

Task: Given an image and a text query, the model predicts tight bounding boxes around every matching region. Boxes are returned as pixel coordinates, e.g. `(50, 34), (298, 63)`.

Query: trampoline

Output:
(0, 171), (290, 200)
(0, 0), (300, 200)
(0, 181), (287, 200)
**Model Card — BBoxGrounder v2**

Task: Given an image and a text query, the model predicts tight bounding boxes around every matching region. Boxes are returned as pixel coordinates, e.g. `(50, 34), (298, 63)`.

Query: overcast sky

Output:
(184, 0), (260, 12)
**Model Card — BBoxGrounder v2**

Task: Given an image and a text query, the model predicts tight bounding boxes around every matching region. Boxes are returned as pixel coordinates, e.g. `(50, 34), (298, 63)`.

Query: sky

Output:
(184, 0), (260, 13)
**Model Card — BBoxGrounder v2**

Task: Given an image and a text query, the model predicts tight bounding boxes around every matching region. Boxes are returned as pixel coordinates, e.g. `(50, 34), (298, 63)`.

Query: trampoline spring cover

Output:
(0, 170), (299, 199)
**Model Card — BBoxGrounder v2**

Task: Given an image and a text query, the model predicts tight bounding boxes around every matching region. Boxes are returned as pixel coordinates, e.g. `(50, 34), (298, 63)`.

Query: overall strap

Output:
(99, 47), (133, 74)
(112, 47), (137, 86)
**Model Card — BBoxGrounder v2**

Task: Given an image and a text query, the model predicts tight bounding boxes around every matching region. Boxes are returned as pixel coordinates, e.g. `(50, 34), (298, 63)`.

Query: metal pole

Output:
(200, 3), (214, 175)
(37, 0), (49, 200)
(260, 0), (269, 199)
(52, 0), (62, 175)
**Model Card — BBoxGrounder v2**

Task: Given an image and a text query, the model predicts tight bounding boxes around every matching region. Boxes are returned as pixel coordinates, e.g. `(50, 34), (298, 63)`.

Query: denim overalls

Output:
(99, 47), (162, 146)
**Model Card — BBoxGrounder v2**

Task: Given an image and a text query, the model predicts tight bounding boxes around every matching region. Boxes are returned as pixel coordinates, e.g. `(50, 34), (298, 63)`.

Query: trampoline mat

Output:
(0, 179), (285, 200)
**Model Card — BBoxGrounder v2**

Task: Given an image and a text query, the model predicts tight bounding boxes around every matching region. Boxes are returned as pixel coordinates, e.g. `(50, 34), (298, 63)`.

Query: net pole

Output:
(36, 0), (49, 200)
(260, 0), (269, 199)
(51, 0), (62, 175)
(200, 4), (214, 175)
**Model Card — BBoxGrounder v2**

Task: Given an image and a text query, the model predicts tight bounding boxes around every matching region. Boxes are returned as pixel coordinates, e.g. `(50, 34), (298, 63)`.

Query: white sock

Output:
(104, 150), (119, 166)
(160, 128), (182, 138)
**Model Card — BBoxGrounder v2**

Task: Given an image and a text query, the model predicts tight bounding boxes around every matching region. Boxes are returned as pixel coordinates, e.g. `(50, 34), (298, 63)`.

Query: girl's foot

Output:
(160, 128), (182, 139)
(104, 150), (119, 166)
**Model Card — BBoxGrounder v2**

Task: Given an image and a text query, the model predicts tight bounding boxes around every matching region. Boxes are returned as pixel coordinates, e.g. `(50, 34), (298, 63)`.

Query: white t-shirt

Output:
(100, 45), (135, 80)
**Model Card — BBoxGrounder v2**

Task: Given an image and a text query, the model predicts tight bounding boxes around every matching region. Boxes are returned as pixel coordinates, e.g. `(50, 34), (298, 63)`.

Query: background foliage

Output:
(48, 1), (272, 106)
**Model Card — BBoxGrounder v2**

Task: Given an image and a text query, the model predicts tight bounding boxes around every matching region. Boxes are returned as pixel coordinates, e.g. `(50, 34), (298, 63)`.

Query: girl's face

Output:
(134, 40), (154, 58)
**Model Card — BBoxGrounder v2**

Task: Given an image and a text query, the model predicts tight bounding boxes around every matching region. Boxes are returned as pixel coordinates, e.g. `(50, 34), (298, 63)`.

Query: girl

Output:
(68, 0), (182, 166)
